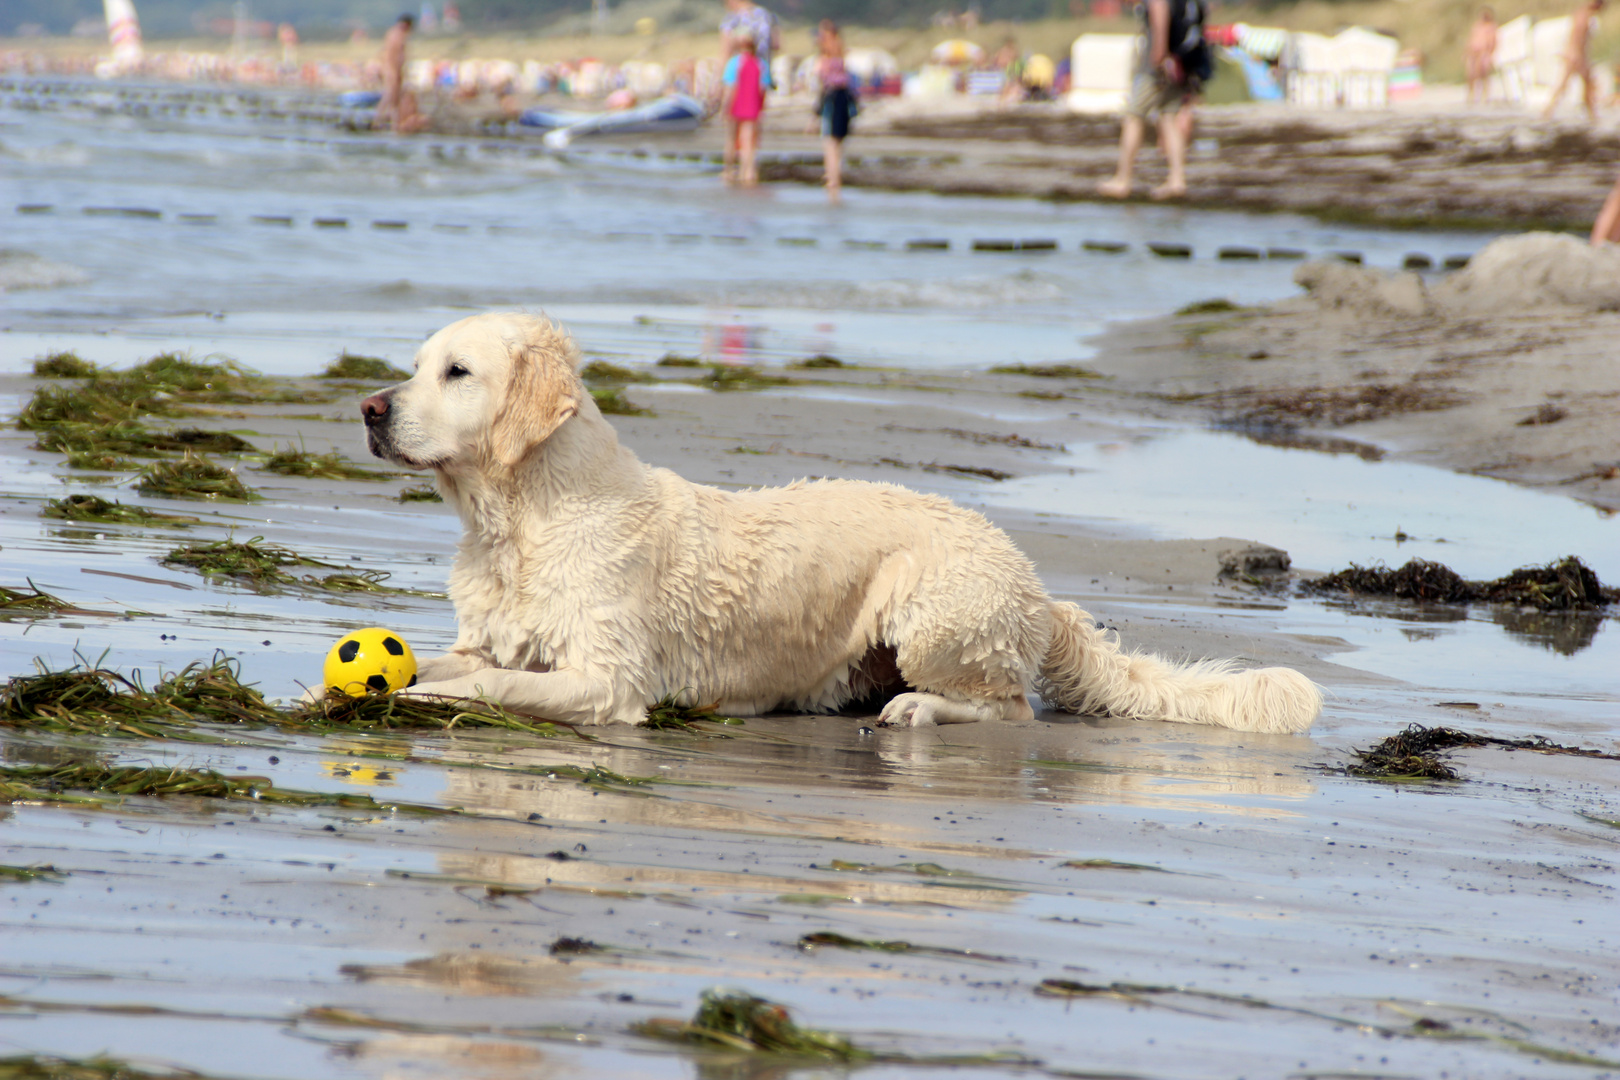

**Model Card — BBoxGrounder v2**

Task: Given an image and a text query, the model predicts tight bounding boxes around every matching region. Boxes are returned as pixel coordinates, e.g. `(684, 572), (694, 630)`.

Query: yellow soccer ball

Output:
(323, 627), (418, 697)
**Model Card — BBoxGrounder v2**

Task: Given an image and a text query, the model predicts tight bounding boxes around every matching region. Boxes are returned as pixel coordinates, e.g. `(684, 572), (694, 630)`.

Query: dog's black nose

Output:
(361, 392), (390, 426)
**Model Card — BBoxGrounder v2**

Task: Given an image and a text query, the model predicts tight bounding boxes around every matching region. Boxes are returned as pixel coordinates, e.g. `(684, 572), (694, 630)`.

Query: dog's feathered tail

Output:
(1034, 602), (1321, 734)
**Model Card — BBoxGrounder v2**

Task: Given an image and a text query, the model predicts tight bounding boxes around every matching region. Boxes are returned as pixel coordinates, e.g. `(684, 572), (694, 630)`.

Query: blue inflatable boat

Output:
(521, 94), (706, 146)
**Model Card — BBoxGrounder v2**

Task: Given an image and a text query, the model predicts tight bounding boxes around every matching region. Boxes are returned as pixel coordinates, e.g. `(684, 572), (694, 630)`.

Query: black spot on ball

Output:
(407, 673), (417, 687)
(383, 636), (404, 655)
(366, 674), (390, 692)
(338, 640), (360, 663)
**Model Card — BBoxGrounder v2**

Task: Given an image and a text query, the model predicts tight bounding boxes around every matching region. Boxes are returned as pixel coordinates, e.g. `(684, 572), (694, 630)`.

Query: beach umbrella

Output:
(1234, 24), (1289, 63)
(930, 39), (985, 65)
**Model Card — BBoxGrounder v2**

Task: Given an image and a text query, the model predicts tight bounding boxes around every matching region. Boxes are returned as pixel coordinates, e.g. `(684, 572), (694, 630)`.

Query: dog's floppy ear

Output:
(489, 318), (583, 469)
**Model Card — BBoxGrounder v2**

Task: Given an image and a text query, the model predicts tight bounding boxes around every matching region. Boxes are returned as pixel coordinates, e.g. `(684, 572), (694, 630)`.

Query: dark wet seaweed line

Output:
(1335, 724), (1620, 782)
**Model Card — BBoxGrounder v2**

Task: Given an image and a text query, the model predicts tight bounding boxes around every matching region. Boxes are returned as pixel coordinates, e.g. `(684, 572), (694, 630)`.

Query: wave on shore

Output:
(0, 249), (90, 292)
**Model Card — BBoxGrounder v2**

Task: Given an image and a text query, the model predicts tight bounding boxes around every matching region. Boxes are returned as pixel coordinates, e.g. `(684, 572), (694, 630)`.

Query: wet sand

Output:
(774, 101), (1620, 232)
(4, 353), (1620, 1079)
(3, 85), (1619, 1079)
(12, 74), (1617, 231)
(1081, 277), (1620, 514)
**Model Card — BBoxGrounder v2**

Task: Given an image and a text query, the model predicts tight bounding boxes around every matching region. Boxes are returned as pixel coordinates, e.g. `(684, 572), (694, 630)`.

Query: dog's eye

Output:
(445, 362), (470, 380)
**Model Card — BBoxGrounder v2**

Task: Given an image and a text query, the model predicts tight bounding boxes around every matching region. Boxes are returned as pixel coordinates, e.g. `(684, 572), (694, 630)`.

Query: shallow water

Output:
(3, 81), (1619, 1080)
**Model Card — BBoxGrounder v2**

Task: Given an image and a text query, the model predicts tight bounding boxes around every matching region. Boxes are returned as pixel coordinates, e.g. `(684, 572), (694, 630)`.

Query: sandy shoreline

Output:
(1077, 260), (1620, 515)
(9, 73), (1618, 232)
(837, 102), (1620, 232)
(4, 83), (1620, 1080)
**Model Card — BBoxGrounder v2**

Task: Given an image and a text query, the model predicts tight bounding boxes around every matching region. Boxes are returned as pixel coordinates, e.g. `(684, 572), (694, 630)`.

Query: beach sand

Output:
(3, 84), (1619, 1079)
(1082, 248), (1620, 513)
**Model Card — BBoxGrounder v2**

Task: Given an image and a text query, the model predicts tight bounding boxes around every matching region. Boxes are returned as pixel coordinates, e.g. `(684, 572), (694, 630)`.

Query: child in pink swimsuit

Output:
(722, 35), (765, 186)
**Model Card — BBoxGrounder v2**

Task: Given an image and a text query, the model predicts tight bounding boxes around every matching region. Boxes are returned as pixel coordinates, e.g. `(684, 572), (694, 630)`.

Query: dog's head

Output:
(362, 313), (583, 473)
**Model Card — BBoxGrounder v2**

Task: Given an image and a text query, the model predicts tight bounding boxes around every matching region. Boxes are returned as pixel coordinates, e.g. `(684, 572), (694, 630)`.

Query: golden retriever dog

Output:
(360, 312), (1321, 734)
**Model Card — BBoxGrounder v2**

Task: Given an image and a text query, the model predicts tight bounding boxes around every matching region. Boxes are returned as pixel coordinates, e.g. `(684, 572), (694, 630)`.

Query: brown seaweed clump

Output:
(1346, 723), (1620, 782)
(1348, 726), (1480, 780)
(1306, 556), (1615, 612)
(1475, 557), (1612, 610)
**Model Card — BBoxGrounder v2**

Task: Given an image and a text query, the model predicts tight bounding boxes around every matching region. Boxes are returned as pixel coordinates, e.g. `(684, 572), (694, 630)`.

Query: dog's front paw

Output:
(878, 693), (939, 728)
(396, 679), (478, 704)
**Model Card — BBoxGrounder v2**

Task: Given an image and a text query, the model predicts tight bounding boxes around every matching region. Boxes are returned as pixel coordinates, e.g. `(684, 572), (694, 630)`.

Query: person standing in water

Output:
(1465, 8), (1498, 104)
(816, 20), (855, 203)
(722, 34), (765, 186)
(1542, 0), (1605, 121)
(376, 14), (415, 133)
(1097, 0), (1209, 200)
(720, 0), (780, 148)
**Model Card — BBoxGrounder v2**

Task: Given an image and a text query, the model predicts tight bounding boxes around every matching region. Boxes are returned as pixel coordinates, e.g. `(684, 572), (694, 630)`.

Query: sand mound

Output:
(1435, 232), (1620, 313)
(1292, 260), (1431, 317)
(1294, 233), (1620, 317)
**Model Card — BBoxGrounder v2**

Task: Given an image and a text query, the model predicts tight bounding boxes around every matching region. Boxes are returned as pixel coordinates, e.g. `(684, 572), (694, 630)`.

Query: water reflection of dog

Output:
(361, 312), (1322, 736)
(436, 767), (1024, 909)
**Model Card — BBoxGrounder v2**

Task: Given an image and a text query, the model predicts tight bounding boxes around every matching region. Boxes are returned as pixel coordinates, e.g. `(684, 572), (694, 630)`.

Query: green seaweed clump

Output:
(64, 450), (137, 471)
(1, 657), (285, 738)
(35, 421), (254, 460)
(320, 352), (409, 381)
(161, 538), (438, 597)
(1, 583), (71, 615)
(581, 360), (653, 383)
(18, 383), (153, 430)
(798, 932), (915, 953)
(136, 456), (259, 501)
(397, 482), (443, 503)
(260, 446), (397, 481)
(0, 864), (66, 884)
(590, 387), (651, 417)
(124, 352), (259, 398)
(791, 354), (845, 369)
(0, 761), (449, 814)
(296, 689), (568, 736)
(656, 352), (702, 367)
(693, 365), (795, 392)
(31, 352), (99, 378)
(0, 1053), (220, 1079)
(42, 495), (199, 528)
(643, 696), (743, 731)
(989, 362), (1103, 379)
(1176, 298), (1241, 315)
(634, 989), (866, 1060)
(162, 537), (336, 583)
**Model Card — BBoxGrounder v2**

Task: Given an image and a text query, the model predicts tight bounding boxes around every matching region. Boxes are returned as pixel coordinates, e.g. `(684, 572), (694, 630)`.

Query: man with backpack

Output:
(1097, 0), (1210, 200)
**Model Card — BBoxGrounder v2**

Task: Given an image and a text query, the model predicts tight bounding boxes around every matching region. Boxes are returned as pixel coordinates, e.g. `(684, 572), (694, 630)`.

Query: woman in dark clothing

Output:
(816, 20), (856, 203)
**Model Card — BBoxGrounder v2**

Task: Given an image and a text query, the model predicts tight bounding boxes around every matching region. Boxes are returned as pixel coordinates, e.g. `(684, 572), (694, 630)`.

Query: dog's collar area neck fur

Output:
(452, 406), (648, 538)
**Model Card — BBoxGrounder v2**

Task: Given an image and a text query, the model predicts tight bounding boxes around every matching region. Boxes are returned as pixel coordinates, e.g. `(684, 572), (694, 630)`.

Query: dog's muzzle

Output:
(361, 389), (396, 459)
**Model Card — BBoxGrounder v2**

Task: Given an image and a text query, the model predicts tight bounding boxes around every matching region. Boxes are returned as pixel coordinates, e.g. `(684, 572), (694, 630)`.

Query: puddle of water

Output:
(994, 426), (1620, 581)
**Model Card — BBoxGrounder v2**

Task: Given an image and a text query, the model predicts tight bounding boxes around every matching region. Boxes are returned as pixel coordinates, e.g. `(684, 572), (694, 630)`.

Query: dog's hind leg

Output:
(877, 566), (1047, 728)
(878, 691), (1033, 727)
